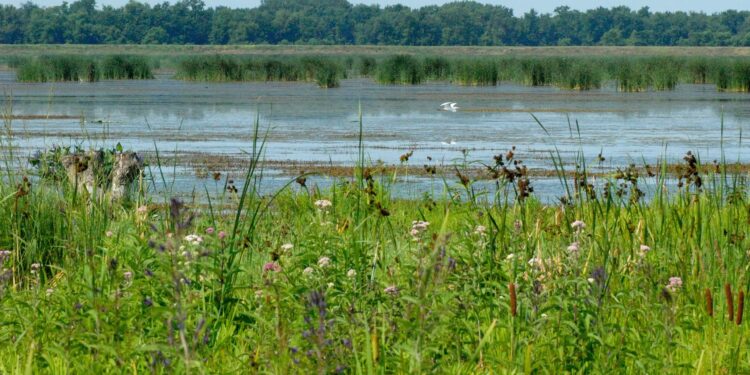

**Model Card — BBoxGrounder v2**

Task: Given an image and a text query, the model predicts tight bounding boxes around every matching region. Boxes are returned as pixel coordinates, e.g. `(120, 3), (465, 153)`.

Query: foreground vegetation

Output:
(1, 117), (749, 372)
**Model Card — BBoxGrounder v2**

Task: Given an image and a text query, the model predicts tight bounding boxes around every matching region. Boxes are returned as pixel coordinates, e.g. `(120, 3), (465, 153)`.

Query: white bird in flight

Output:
(440, 102), (459, 112)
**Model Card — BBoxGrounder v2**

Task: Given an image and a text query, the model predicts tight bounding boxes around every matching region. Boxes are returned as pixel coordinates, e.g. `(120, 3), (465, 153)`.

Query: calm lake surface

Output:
(1, 71), (748, 200)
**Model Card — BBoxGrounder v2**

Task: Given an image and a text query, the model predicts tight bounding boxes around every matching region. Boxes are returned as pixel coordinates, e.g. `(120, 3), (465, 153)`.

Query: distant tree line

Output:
(1, 0), (750, 46)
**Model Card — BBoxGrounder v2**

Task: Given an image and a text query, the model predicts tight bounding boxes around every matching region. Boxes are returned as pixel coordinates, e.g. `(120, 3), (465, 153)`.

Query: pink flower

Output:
(124, 271), (133, 281)
(640, 244), (651, 253)
(571, 220), (586, 231)
(218, 231), (227, 240)
(263, 262), (281, 273)
(106, 231), (114, 238)
(567, 242), (580, 253)
(384, 285), (399, 296)
(205, 227), (215, 235)
(666, 277), (683, 292)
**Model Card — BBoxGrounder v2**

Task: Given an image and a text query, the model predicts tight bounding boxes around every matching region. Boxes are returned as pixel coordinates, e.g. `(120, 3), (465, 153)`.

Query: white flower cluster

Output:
(410, 221), (430, 239)
(184, 234), (203, 246)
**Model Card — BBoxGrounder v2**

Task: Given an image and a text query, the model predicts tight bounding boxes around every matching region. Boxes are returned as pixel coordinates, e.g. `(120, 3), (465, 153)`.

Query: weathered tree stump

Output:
(60, 151), (143, 201)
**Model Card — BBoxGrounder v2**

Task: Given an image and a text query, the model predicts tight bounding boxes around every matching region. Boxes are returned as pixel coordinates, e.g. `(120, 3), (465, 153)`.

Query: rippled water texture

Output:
(1, 71), (748, 200)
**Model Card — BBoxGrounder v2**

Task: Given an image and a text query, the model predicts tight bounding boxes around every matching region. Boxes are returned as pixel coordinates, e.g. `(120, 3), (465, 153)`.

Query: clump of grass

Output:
(14, 55), (153, 82)
(100, 55), (154, 80)
(609, 59), (651, 92)
(375, 55), (424, 85)
(452, 59), (498, 86)
(686, 58), (710, 84)
(15, 56), (96, 82)
(423, 56), (451, 81)
(519, 58), (552, 86)
(647, 58), (680, 91)
(717, 60), (750, 92)
(552, 58), (602, 90)
(176, 55), (344, 87)
(357, 56), (377, 76)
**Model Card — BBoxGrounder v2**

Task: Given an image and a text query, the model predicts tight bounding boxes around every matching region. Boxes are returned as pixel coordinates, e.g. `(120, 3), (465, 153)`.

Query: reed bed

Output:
(175, 55), (346, 88)
(9, 53), (750, 91)
(13, 55), (153, 82)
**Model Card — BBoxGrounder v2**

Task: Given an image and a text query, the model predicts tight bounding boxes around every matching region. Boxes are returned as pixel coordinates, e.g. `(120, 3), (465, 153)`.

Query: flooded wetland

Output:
(2, 66), (748, 200)
(2, 11), (750, 371)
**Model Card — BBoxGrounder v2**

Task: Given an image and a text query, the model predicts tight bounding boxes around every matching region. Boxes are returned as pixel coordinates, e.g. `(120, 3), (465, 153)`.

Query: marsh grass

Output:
(452, 59), (498, 86)
(14, 55), (153, 82)
(10, 52), (750, 92)
(0, 104), (749, 372)
(175, 55), (346, 88)
(375, 54), (424, 85)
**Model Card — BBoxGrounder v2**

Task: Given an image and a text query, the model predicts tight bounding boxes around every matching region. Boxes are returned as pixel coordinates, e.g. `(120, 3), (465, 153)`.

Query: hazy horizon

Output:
(2, 0), (747, 15)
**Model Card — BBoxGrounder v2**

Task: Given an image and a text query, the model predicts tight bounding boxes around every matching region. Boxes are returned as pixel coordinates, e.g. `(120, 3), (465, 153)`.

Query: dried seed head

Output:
(726, 283), (735, 322)
(509, 282), (517, 317)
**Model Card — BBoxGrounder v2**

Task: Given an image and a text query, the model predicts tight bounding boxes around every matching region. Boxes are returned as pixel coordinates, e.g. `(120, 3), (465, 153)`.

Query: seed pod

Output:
(705, 288), (713, 317)
(726, 283), (734, 322)
(509, 282), (517, 317)
(737, 290), (745, 326)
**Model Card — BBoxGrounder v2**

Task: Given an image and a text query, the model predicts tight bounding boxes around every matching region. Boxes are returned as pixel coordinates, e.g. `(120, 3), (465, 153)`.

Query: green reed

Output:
(452, 59), (498, 86)
(14, 55), (153, 82)
(10, 53), (750, 92)
(100, 55), (154, 80)
(548, 57), (603, 90)
(176, 55), (345, 87)
(423, 56), (452, 81)
(375, 54), (424, 85)
(715, 60), (750, 92)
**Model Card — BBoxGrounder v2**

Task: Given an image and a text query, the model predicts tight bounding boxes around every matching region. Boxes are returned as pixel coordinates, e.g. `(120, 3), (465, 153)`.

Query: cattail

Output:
(705, 288), (713, 317)
(509, 282), (517, 317)
(725, 283), (734, 322)
(737, 290), (745, 326)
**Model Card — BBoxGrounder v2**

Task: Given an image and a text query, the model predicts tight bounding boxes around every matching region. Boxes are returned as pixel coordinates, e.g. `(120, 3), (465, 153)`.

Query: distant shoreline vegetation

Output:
(0, 0), (749, 46)
(10, 53), (750, 93)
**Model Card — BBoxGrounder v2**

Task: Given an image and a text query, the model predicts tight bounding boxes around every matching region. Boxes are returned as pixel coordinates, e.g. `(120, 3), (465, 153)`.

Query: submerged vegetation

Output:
(1, 109), (750, 371)
(7, 52), (750, 92)
(11, 55), (153, 82)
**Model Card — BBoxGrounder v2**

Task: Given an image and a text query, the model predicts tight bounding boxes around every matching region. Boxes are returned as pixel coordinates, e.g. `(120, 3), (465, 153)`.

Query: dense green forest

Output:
(1, 0), (749, 46)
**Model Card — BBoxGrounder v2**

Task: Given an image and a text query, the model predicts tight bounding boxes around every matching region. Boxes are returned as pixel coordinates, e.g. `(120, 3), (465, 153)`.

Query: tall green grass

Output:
(0, 115), (749, 372)
(452, 59), (498, 86)
(375, 54), (425, 85)
(10, 53), (750, 92)
(14, 55), (153, 82)
(175, 55), (346, 88)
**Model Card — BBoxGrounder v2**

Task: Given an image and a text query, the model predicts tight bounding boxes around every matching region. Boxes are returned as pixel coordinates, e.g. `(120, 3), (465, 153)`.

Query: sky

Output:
(2, 0), (747, 14)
